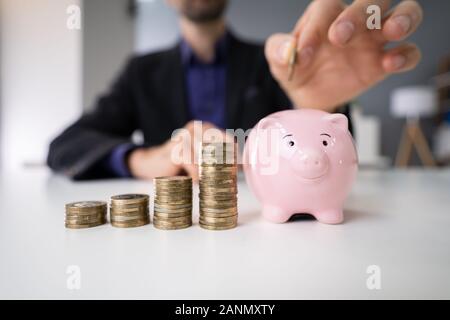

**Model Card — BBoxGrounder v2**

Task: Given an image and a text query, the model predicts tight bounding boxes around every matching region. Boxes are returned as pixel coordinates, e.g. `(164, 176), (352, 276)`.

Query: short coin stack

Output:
(153, 176), (193, 230)
(199, 142), (238, 230)
(65, 201), (107, 229)
(110, 194), (150, 228)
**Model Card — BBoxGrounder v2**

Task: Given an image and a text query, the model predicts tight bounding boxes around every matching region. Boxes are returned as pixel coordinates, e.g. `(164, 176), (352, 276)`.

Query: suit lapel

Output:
(226, 34), (249, 130)
(166, 44), (190, 128)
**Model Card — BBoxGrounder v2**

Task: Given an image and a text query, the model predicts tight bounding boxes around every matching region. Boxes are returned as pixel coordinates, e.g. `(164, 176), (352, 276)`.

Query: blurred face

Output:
(168, 0), (228, 23)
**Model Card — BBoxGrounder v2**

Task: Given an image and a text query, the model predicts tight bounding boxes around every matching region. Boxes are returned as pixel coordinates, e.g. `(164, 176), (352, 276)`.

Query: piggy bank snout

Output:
(293, 148), (329, 179)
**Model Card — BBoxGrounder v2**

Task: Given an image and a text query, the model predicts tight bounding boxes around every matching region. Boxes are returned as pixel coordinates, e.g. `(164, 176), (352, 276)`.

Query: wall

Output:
(135, 0), (450, 163)
(0, 0), (135, 169)
(82, 0), (135, 111)
(0, 0), (82, 170)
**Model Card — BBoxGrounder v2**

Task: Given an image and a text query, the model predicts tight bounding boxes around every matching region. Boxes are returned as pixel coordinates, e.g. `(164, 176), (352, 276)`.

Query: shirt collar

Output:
(180, 31), (228, 66)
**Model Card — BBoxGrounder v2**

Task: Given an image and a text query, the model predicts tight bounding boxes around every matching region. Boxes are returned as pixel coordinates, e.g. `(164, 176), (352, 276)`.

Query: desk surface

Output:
(0, 168), (449, 299)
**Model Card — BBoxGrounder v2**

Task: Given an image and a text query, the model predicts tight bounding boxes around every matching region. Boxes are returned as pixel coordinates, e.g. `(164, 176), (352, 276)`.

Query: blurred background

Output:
(1, 0), (449, 172)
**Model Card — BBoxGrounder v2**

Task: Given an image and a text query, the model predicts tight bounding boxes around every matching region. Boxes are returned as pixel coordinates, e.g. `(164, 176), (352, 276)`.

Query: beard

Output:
(181, 0), (228, 23)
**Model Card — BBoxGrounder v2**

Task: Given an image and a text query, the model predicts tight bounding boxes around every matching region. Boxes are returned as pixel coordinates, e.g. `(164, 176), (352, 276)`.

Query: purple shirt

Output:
(105, 35), (229, 177)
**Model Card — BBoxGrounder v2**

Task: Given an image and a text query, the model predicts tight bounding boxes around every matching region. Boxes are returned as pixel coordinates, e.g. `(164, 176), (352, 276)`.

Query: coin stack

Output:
(65, 201), (107, 229)
(199, 142), (238, 230)
(110, 194), (150, 228)
(153, 176), (193, 230)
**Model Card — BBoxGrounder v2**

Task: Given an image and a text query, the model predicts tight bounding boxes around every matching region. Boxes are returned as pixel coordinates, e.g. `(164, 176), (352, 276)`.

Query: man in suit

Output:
(47, 0), (423, 180)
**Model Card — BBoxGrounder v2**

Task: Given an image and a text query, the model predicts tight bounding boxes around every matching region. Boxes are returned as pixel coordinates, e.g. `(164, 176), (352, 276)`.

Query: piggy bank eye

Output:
(282, 134), (296, 148)
(320, 133), (332, 147)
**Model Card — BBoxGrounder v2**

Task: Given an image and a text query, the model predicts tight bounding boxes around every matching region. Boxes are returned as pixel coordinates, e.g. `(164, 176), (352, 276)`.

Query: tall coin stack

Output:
(199, 142), (238, 230)
(153, 176), (193, 230)
(110, 194), (150, 228)
(65, 201), (107, 229)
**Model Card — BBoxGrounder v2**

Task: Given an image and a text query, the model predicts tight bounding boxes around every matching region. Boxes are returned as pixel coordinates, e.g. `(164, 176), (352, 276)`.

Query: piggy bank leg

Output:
(262, 205), (292, 223)
(315, 209), (344, 224)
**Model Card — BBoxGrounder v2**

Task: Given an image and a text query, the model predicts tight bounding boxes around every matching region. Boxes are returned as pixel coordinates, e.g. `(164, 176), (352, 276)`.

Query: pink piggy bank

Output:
(243, 109), (358, 224)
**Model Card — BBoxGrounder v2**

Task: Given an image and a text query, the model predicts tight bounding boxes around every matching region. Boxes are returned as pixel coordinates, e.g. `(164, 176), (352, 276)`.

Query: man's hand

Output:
(128, 121), (231, 181)
(265, 0), (423, 111)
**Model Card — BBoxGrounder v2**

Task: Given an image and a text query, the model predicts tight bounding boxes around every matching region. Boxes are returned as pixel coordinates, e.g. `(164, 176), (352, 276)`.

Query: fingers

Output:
(382, 43), (421, 73)
(265, 33), (295, 68)
(329, 0), (391, 46)
(265, 0), (344, 78)
(382, 0), (423, 42)
(182, 163), (199, 182)
(295, 0), (344, 51)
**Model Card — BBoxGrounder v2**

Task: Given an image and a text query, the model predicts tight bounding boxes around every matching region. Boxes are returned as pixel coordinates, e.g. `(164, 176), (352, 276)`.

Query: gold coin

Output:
(199, 193), (237, 199)
(153, 211), (191, 219)
(110, 201), (148, 208)
(153, 220), (192, 228)
(201, 155), (236, 159)
(201, 151), (236, 157)
(199, 189), (237, 195)
(65, 214), (105, 222)
(110, 205), (148, 212)
(154, 187), (192, 193)
(200, 169), (237, 175)
(153, 211), (191, 218)
(65, 210), (106, 217)
(200, 206), (237, 212)
(66, 201), (106, 209)
(154, 184), (192, 188)
(154, 203), (192, 210)
(154, 218), (192, 224)
(110, 206), (148, 213)
(199, 217), (237, 227)
(199, 205), (237, 211)
(65, 221), (106, 229)
(154, 200), (192, 206)
(199, 179), (237, 186)
(199, 223), (237, 231)
(154, 176), (192, 182)
(65, 220), (105, 226)
(153, 222), (192, 230)
(199, 171), (237, 176)
(110, 214), (149, 222)
(199, 184), (237, 190)
(200, 212), (237, 218)
(153, 210), (191, 216)
(199, 205), (237, 213)
(200, 215), (237, 223)
(154, 194), (192, 201)
(200, 165), (237, 171)
(199, 198), (237, 206)
(66, 208), (106, 215)
(153, 215), (192, 223)
(153, 207), (192, 214)
(110, 194), (149, 205)
(202, 142), (236, 149)
(111, 218), (149, 228)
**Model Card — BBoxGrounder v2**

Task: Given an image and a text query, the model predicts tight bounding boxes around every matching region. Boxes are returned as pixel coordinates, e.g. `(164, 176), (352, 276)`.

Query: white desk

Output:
(0, 168), (449, 299)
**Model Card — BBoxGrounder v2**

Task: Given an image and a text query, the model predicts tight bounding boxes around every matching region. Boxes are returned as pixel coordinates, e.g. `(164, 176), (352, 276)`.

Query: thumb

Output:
(265, 33), (295, 69)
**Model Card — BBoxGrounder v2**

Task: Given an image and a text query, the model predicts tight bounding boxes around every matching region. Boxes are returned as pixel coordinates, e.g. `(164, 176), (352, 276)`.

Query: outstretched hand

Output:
(265, 0), (423, 111)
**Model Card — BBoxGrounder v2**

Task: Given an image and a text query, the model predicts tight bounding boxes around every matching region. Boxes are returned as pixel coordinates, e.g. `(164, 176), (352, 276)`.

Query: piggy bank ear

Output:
(324, 113), (348, 131)
(257, 117), (282, 131)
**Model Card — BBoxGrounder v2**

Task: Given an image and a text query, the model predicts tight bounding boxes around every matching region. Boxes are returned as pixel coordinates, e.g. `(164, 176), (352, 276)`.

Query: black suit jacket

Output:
(47, 33), (350, 180)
